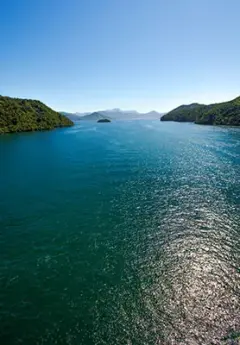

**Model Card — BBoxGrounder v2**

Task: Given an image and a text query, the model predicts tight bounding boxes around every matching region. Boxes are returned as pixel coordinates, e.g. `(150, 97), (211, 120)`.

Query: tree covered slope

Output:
(161, 103), (206, 122)
(0, 96), (73, 133)
(196, 96), (240, 125)
(161, 96), (240, 126)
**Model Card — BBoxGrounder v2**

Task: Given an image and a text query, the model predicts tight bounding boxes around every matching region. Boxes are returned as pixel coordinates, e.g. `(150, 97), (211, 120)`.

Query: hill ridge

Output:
(0, 95), (73, 133)
(161, 96), (240, 125)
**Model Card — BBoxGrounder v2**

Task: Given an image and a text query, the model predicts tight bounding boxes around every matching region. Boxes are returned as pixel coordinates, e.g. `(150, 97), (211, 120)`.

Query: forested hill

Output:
(0, 96), (73, 133)
(161, 96), (240, 126)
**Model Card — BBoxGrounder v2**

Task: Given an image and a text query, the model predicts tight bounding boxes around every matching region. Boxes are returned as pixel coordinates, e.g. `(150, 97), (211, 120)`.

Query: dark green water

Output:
(0, 121), (239, 345)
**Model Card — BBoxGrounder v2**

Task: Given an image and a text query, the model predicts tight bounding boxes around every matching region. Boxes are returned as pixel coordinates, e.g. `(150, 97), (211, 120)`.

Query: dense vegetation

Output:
(0, 96), (73, 133)
(161, 103), (205, 122)
(161, 96), (240, 126)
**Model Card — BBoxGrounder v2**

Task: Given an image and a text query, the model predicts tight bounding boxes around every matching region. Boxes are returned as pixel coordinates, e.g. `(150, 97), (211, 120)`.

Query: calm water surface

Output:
(0, 121), (239, 344)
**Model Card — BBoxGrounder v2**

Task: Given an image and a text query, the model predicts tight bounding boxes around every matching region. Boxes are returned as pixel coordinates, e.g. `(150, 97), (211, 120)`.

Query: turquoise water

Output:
(0, 120), (239, 344)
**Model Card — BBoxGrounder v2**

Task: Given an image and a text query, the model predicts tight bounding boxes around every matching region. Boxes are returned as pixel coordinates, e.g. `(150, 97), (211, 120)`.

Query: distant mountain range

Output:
(80, 112), (111, 121)
(61, 109), (164, 121)
(161, 96), (240, 126)
(60, 112), (88, 121)
(61, 96), (240, 126)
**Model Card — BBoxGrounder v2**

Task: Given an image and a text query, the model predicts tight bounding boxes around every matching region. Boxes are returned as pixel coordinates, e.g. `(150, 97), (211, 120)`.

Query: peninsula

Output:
(0, 96), (73, 134)
(161, 96), (240, 126)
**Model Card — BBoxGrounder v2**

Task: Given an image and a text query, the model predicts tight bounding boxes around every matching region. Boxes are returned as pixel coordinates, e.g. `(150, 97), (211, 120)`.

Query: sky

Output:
(1, 0), (240, 113)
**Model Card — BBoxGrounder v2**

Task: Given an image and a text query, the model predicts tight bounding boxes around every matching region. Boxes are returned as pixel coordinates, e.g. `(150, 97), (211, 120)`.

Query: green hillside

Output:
(161, 96), (240, 126)
(161, 103), (206, 122)
(0, 96), (73, 134)
(196, 96), (240, 125)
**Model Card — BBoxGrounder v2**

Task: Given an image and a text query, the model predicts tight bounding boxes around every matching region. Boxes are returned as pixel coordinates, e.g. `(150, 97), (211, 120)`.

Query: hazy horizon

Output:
(60, 94), (239, 114)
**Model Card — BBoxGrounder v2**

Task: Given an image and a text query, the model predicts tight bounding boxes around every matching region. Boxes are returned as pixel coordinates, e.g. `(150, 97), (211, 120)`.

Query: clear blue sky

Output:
(1, 0), (240, 112)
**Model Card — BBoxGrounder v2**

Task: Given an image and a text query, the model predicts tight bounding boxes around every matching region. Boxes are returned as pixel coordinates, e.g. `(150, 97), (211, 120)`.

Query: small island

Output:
(0, 95), (73, 134)
(97, 119), (111, 123)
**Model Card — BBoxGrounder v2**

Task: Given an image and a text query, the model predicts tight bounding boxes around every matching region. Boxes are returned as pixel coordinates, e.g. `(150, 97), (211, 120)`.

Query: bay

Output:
(0, 120), (239, 344)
